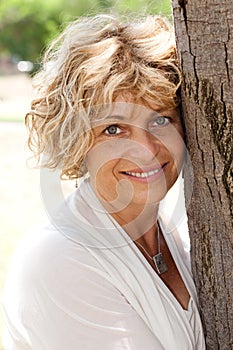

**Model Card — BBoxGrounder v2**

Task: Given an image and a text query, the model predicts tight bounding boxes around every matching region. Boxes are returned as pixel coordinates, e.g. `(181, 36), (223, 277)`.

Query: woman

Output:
(2, 14), (205, 349)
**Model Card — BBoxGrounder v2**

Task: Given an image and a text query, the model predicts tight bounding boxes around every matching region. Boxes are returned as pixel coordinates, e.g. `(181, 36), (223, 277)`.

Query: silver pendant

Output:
(153, 253), (168, 274)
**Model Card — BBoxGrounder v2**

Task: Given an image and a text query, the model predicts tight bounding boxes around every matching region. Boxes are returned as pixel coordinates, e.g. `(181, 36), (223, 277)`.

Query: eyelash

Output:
(102, 116), (171, 136)
(152, 116), (171, 127)
(103, 124), (122, 135)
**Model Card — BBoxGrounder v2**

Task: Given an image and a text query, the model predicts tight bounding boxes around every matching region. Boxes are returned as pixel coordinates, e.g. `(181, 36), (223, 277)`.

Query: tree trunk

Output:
(171, 1), (233, 349)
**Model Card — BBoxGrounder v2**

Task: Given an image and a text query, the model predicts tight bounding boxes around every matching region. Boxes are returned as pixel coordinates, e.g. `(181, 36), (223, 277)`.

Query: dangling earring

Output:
(75, 178), (78, 188)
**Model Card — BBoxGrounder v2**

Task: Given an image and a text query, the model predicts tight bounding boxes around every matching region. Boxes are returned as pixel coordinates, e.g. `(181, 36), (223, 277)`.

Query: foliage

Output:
(0, 0), (62, 64)
(0, 0), (171, 70)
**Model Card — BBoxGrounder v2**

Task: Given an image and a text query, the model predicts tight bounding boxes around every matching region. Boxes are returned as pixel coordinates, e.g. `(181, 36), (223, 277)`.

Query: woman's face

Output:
(86, 99), (185, 212)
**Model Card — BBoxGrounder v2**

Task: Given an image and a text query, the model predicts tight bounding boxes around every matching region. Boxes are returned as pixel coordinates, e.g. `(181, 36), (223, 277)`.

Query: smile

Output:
(123, 167), (163, 178)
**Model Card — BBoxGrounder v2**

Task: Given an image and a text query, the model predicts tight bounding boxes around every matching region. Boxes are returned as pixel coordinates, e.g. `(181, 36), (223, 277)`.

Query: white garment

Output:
(2, 178), (205, 350)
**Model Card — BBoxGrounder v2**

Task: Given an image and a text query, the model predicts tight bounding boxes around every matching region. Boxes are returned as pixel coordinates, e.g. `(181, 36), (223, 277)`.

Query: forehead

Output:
(91, 101), (162, 125)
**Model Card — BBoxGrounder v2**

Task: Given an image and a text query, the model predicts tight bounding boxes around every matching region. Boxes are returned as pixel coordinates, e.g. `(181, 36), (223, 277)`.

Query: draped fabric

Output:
(2, 178), (205, 349)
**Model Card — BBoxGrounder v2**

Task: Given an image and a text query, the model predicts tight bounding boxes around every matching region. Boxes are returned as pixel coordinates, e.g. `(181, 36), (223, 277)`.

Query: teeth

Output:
(125, 168), (161, 178)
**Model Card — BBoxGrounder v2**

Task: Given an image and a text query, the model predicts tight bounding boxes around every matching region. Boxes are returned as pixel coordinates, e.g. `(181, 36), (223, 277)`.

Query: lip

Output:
(120, 163), (168, 183)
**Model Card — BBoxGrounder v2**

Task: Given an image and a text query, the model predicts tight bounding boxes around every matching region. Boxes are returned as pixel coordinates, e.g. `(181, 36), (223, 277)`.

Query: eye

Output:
(104, 124), (121, 135)
(153, 116), (170, 126)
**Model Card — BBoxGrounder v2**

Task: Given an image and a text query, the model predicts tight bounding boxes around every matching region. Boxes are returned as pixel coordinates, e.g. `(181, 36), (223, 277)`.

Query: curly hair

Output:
(25, 14), (181, 179)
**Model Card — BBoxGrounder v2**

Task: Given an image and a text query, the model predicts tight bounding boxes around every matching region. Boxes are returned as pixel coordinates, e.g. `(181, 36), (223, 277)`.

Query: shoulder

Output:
(3, 221), (111, 315)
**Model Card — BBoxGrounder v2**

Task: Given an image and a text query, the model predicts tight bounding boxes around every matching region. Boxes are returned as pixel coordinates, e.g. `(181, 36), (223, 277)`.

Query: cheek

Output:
(168, 138), (185, 173)
(86, 142), (120, 180)
(164, 129), (185, 159)
(86, 150), (126, 203)
(158, 133), (185, 179)
(86, 139), (127, 174)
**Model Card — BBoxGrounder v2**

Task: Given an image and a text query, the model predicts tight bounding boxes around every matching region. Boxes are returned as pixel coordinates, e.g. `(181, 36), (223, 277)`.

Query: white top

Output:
(2, 178), (206, 350)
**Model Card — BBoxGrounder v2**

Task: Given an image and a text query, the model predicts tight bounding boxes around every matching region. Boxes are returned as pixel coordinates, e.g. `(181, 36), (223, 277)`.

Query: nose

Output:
(128, 128), (161, 161)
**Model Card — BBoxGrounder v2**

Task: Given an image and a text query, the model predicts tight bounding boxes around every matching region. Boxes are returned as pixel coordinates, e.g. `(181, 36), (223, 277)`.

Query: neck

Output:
(91, 181), (160, 243)
(108, 201), (160, 242)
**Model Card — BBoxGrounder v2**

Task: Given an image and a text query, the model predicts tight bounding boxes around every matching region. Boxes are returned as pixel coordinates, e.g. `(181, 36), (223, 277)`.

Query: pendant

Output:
(153, 253), (168, 274)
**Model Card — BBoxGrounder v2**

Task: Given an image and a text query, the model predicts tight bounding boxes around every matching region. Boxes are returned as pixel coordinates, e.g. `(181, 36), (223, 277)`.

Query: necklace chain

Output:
(134, 223), (168, 274)
(135, 224), (161, 260)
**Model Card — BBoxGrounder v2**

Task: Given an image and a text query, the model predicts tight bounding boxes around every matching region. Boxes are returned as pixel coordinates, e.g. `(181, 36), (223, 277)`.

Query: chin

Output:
(130, 190), (167, 207)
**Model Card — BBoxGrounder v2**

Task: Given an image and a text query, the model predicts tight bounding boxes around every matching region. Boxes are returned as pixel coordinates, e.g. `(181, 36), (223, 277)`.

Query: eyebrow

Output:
(91, 109), (165, 126)
(105, 115), (126, 120)
(92, 114), (126, 125)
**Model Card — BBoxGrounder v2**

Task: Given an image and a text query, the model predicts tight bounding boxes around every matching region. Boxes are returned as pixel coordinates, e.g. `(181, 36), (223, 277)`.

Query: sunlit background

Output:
(0, 1), (172, 348)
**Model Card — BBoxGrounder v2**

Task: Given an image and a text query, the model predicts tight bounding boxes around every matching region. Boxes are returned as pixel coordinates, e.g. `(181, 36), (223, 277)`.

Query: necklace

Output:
(135, 224), (168, 275)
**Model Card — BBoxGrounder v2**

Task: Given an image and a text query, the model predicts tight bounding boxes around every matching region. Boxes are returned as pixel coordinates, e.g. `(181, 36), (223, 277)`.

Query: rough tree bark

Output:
(171, 1), (233, 349)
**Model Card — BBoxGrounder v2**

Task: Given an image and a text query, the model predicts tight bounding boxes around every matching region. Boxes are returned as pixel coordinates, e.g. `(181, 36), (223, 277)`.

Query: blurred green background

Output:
(0, 0), (172, 76)
(0, 1), (171, 349)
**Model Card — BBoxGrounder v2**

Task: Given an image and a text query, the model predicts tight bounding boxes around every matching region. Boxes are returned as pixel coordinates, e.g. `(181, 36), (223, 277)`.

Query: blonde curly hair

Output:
(26, 14), (181, 179)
